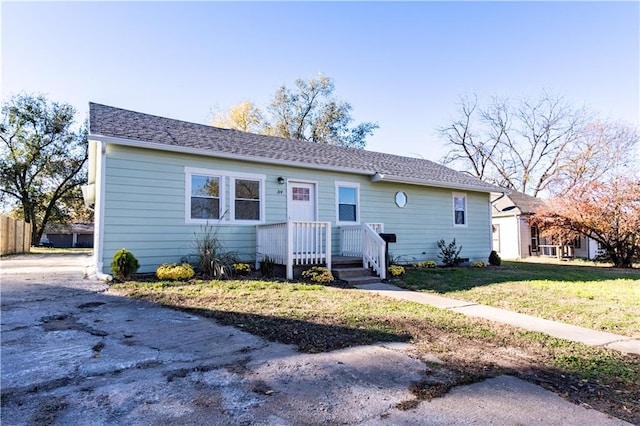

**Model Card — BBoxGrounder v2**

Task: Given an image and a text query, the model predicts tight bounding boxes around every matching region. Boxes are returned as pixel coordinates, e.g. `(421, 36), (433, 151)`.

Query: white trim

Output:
(94, 141), (108, 277)
(335, 181), (360, 225)
(185, 167), (225, 224)
(287, 179), (319, 221)
(370, 172), (502, 193)
(452, 192), (467, 227)
(89, 134), (500, 194)
(184, 167), (265, 225)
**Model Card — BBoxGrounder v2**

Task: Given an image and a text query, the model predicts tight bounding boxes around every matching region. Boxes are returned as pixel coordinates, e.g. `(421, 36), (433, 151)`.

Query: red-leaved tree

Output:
(530, 178), (640, 268)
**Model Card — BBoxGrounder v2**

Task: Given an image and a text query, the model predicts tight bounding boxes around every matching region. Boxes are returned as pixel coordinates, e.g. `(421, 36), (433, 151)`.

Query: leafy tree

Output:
(212, 100), (263, 133)
(439, 92), (638, 196)
(0, 94), (89, 244)
(530, 178), (640, 268)
(212, 74), (378, 148)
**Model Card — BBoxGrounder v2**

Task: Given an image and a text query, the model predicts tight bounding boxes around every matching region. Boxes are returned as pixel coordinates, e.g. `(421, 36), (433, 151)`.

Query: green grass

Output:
(399, 261), (640, 338)
(29, 247), (93, 255)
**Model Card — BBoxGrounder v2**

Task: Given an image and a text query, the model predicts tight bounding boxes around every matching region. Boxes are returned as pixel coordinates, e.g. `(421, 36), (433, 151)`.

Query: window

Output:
(453, 193), (466, 226)
(233, 178), (261, 221)
(573, 237), (581, 249)
(189, 174), (221, 220)
(336, 183), (359, 223)
(292, 186), (310, 201)
(186, 167), (264, 224)
(531, 226), (540, 252)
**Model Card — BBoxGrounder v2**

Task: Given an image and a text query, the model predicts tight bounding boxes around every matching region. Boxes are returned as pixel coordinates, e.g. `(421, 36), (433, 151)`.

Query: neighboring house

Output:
(86, 103), (503, 279)
(41, 223), (94, 248)
(491, 191), (601, 260)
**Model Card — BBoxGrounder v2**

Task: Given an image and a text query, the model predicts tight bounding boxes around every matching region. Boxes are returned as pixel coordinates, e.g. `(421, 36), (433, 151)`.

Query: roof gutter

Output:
(370, 172), (502, 194)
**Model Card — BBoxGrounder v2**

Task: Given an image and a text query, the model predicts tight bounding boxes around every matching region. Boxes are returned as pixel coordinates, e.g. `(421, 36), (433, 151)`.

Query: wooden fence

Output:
(0, 216), (32, 256)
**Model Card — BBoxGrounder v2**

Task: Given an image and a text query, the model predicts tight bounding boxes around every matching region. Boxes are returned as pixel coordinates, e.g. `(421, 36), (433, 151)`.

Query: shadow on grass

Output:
(176, 306), (412, 353)
(400, 261), (640, 293)
(162, 301), (640, 423)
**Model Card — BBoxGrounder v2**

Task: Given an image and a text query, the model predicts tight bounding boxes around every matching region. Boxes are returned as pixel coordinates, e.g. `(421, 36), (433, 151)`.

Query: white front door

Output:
(288, 182), (317, 254)
(288, 182), (316, 221)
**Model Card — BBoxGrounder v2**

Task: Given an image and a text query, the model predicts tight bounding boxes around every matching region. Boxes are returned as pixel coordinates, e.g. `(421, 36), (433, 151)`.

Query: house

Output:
(86, 103), (504, 280)
(41, 223), (94, 248)
(491, 191), (601, 260)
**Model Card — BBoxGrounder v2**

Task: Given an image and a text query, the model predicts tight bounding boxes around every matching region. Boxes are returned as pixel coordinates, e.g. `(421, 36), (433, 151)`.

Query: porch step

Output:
(332, 256), (363, 267)
(333, 266), (381, 286)
(332, 256), (383, 285)
(340, 275), (383, 286)
(333, 267), (373, 279)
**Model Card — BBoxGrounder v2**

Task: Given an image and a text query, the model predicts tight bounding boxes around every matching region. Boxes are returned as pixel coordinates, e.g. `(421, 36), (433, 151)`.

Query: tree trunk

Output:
(609, 249), (634, 268)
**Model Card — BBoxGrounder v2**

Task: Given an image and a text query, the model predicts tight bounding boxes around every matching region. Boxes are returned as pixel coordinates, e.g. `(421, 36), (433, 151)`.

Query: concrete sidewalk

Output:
(355, 283), (640, 355)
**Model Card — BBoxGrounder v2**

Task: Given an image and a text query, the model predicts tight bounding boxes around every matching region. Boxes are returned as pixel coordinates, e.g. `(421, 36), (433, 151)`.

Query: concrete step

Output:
(332, 256), (363, 268)
(333, 267), (374, 279)
(341, 276), (382, 286)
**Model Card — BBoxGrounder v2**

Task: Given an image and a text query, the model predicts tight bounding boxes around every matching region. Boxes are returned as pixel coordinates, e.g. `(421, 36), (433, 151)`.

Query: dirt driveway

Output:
(0, 253), (629, 425)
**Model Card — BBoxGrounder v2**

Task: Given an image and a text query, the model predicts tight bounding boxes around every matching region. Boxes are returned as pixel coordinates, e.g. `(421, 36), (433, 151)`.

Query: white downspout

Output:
(489, 192), (507, 254)
(517, 215), (522, 259)
(90, 140), (112, 281)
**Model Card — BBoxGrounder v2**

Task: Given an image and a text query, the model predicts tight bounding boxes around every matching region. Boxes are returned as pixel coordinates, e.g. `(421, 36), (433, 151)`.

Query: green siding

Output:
(100, 144), (492, 273)
(358, 182), (491, 264)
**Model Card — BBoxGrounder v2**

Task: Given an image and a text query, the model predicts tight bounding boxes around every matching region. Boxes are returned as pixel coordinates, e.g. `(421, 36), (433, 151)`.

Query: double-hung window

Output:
(189, 172), (222, 220)
(336, 182), (359, 224)
(186, 167), (264, 224)
(453, 193), (467, 226)
(531, 226), (540, 252)
(232, 178), (261, 221)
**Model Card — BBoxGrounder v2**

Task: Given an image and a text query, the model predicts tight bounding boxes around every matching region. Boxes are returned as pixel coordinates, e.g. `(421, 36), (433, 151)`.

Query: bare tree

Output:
(549, 120), (639, 193)
(438, 92), (638, 196)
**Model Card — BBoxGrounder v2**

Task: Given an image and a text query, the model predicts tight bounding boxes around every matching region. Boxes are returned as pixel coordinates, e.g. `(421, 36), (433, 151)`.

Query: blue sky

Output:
(2, 1), (638, 161)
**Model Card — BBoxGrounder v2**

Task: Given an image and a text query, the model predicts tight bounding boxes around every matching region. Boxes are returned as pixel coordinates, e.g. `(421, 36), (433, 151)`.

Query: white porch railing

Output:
(339, 223), (386, 280)
(538, 244), (574, 259)
(256, 221), (332, 280)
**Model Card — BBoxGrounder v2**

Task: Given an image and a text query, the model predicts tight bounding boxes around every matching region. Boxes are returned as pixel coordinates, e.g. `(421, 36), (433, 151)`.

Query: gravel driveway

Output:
(0, 253), (629, 425)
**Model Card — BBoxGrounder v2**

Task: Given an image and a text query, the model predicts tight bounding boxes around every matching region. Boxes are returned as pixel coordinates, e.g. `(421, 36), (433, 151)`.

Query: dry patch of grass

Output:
(110, 279), (640, 423)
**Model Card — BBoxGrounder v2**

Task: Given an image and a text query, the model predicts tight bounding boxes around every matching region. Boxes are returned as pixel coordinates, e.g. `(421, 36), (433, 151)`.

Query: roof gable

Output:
(493, 191), (547, 216)
(89, 103), (503, 193)
(506, 191), (547, 214)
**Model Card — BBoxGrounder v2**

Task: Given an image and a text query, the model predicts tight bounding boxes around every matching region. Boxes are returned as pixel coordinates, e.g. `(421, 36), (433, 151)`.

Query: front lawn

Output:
(110, 278), (640, 423)
(399, 261), (640, 338)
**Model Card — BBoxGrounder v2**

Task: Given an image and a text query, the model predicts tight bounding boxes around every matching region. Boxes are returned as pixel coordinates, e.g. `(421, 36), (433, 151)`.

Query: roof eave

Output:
(371, 173), (502, 194)
(90, 133), (501, 193)
(89, 133), (374, 176)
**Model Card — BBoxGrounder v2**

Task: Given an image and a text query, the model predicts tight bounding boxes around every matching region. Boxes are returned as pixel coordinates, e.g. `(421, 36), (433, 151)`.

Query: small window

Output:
(190, 174), (221, 220)
(292, 186), (310, 201)
(336, 183), (359, 223)
(573, 237), (581, 249)
(453, 193), (466, 226)
(531, 226), (540, 252)
(492, 224), (501, 252)
(233, 178), (261, 221)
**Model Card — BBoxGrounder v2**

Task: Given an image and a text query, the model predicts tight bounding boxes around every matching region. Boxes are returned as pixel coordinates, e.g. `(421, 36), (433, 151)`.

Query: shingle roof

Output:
(507, 191), (547, 214)
(89, 103), (503, 193)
